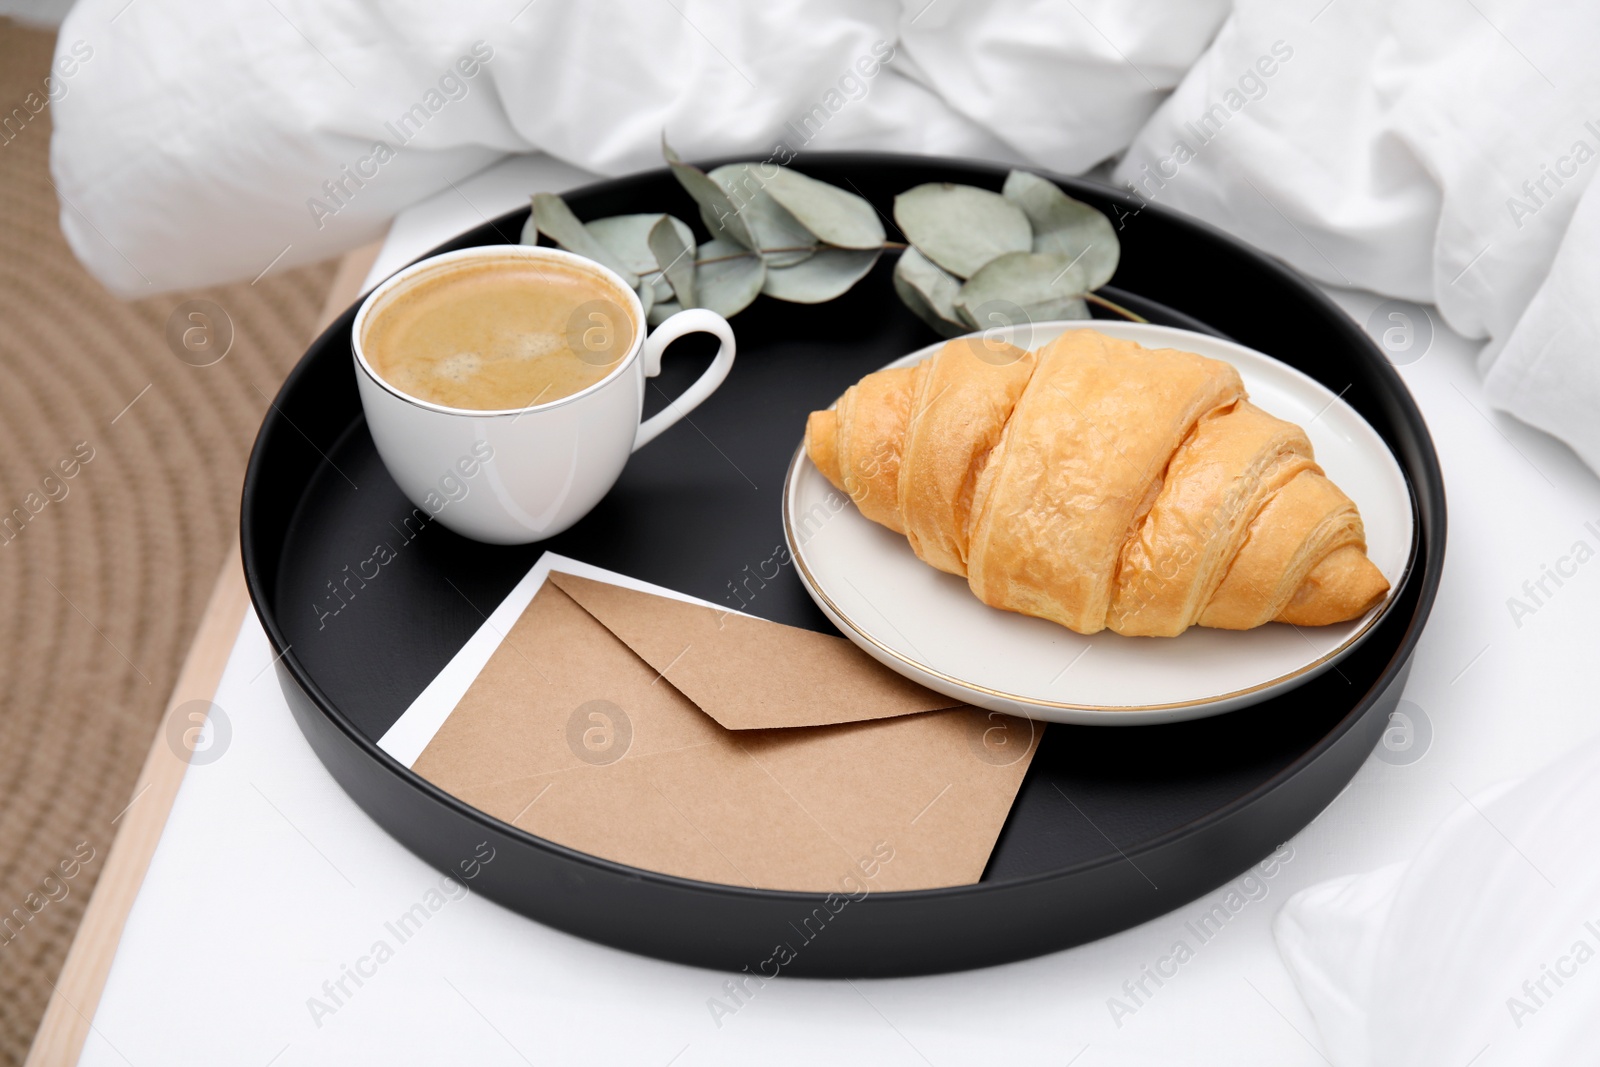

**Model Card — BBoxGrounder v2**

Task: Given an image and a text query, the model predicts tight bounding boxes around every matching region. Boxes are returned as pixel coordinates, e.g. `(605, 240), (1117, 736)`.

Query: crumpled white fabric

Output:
(1275, 732), (1600, 1066)
(47, 0), (1228, 295)
(1114, 0), (1600, 471)
(50, 0), (1600, 471)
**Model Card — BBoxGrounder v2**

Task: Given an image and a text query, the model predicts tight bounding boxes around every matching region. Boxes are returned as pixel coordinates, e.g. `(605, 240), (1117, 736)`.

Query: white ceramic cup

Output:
(352, 244), (735, 544)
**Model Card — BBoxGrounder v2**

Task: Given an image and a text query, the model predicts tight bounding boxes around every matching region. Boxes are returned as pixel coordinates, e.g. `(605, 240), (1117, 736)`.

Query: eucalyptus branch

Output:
(1082, 291), (1148, 324)
(637, 241), (910, 277)
(534, 151), (1125, 326)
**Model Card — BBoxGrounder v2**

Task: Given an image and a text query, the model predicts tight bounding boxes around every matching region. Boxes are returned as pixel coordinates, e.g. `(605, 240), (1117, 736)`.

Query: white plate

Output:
(783, 321), (1416, 726)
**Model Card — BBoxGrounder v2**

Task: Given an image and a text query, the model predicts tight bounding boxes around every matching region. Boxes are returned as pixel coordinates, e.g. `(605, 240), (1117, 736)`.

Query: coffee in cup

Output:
(361, 256), (637, 412)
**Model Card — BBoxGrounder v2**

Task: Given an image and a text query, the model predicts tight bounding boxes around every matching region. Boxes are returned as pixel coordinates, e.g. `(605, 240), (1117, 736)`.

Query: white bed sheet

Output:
(74, 158), (1600, 1065)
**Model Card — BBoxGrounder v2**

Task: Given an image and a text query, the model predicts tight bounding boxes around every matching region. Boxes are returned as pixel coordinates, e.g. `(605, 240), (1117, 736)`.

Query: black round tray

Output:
(241, 153), (1445, 977)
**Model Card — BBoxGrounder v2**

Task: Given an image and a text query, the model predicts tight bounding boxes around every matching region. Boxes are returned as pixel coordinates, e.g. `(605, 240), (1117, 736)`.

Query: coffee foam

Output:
(361, 253), (639, 413)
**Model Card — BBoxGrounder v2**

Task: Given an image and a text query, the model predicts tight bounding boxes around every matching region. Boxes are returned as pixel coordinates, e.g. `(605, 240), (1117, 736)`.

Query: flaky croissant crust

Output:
(806, 329), (1389, 637)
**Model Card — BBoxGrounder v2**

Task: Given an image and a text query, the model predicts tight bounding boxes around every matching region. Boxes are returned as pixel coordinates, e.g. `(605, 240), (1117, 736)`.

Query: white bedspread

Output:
(1275, 733), (1600, 1066)
(53, 1), (1600, 473)
(1116, 0), (1600, 474)
(47, 0), (1227, 293)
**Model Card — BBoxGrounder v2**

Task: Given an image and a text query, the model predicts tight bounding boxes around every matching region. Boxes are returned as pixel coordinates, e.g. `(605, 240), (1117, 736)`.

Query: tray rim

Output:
(240, 150), (1448, 911)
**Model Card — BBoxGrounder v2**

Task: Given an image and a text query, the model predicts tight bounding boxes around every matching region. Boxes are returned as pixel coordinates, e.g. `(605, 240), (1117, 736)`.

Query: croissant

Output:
(804, 328), (1390, 637)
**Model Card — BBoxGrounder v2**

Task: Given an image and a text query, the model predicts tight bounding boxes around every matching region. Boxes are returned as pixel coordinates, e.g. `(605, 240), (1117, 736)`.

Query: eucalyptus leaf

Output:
(587, 213), (693, 304)
(647, 300), (682, 327)
(586, 213), (696, 278)
(760, 245), (817, 269)
(761, 167), (885, 250)
(663, 136), (758, 250)
(893, 183), (1031, 278)
(762, 247), (880, 304)
(954, 251), (1094, 327)
(706, 164), (817, 267)
(529, 193), (638, 287)
(1002, 170), (1119, 291)
(693, 238), (766, 318)
(648, 215), (696, 308)
(892, 247), (967, 337)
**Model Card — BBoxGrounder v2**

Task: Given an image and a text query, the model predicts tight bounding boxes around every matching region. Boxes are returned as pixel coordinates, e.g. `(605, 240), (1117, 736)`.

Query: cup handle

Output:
(632, 308), (736, 452)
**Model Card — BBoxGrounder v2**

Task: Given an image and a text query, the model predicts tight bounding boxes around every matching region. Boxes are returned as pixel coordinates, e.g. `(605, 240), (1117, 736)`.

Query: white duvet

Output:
(52, 0), (1600, 474)
(1275, 733), (1600, 1065)
(47, 0), (1228, 292)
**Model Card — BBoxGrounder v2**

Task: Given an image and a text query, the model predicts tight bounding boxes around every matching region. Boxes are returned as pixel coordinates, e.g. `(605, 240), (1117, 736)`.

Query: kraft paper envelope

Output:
(547, 571), (968, 730)
(412, 572), (1041, 892)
